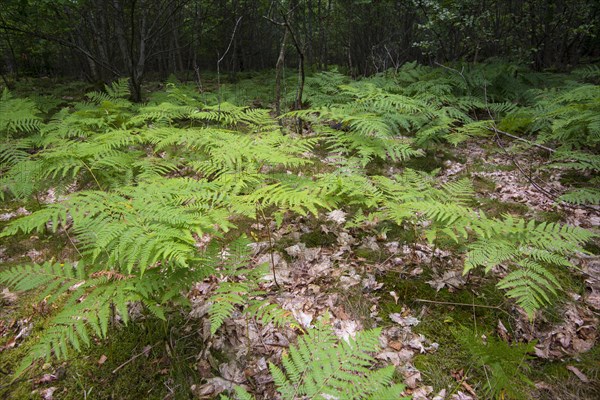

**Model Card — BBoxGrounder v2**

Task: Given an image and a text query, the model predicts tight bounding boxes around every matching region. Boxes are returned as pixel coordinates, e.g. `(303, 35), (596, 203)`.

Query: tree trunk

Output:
(274, 29), (288, 117)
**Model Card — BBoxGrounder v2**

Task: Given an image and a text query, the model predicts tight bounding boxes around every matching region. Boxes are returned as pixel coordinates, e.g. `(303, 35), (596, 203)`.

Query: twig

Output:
(434, 62), (466, 83)
(414, 298), (502, 309)
(488, 126), (555, 153)
(492, 131), (600, 214)
(216, 16), (242, 113)
(414, 298), (511, 317)
(64, 227), (83, 258)
(112, 343), (157, 374)
(257, 206), (280, 288)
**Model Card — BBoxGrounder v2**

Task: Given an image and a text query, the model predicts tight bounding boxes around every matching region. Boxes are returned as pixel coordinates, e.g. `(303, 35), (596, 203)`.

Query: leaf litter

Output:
(186, 140), (600, 399)
(187, 214), (446, 398)
(0, 139), (598, 399)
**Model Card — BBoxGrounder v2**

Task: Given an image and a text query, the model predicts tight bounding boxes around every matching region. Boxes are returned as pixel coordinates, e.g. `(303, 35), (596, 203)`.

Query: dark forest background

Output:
(1, 0), (600, 100)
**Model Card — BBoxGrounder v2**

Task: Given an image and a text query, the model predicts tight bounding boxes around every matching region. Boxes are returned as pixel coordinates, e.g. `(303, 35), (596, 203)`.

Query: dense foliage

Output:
(0, 61), (598, 398)
(1, 0), (599, 100)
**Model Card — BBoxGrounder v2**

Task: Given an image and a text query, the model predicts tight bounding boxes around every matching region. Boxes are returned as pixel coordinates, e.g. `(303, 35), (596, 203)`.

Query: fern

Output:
(559, 187), (600, 205)
(372, 171), (595, 318)
(209, 282), (248, 334)
(0, 88), (42, 135)
(1, 71), (598, 387)
(0, 261), (176, 376)
(228, 318), (407, 400)
(206, 236), (272, 334)
(454, 326), (535, 399)
(497, 260), (562, 316)
(272, 322), (406, 400)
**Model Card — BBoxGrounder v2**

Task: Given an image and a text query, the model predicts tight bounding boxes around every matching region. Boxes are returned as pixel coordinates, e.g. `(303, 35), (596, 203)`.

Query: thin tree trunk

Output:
(274, 29), (288, 117)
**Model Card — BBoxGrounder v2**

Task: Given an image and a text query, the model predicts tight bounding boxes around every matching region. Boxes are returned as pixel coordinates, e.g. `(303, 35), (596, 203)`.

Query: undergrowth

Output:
(0, 62), (598, 399)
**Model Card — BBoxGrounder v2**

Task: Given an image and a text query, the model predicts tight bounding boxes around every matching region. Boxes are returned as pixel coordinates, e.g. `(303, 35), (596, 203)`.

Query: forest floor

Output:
(2, 137), (598, 400)
(1, 73), (599, 400)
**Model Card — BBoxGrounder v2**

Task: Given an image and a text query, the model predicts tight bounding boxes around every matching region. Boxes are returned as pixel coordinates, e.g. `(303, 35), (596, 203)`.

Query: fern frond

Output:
(0, 204), (69, 236)
(209, 282), (248, 334)
(269, 319), (407, 400)
(559, 188), (600, 205)
(454, 326), (535, 399)
(0, 89), (42, 135)
(497, 260), (562, 317)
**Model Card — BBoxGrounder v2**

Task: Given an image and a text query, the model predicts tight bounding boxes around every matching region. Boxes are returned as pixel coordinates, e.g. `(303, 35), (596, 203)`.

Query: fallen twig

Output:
(488, 126), (555, 153)
(414, 298), (511, 317)
(112, 343), (157, 374)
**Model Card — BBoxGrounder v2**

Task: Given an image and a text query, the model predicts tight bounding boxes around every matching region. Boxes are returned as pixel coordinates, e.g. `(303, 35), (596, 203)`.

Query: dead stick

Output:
(112, 343), (157, 374)
(488, 126), (555, 153)
(414, 298), (509, 314)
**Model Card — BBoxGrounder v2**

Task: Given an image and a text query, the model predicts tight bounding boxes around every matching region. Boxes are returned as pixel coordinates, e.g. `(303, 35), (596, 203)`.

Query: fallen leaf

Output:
(196, 377), (236, 398)
(142, 345), (152, 357)
(497, 319), (510, 342)
(326, 210), (347, 224)
(389, 313), (420, 327)
(427, 270), (466, 292)
(333, 319), (361, 342)
(566, 365), (589, 382)
(451, 391), (474, 400)
(402, 366), (421, 388)
(40, 387), (57, 400)
(362, 274), (383, 291)
(35, 374), (58, 385)
(15, 323), (33, 340)
(411, 385), (433, 400)
(0, 337), (16, 352)
(68, 281), (86, 292)
(1, 288), (18, 303)
(389, 340), (403, 351)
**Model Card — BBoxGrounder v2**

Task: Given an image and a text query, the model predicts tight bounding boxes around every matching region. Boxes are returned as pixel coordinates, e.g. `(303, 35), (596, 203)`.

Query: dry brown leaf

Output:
(326, 210), (347, 224)
(389, 313), (420, 327)
(389, 340), (403, 351)
(427, 270), (466, 292)
(35, 374), (58, 385)
(451, 391), (475, 400)
(411, 385), (433, 400)
(566, 365), (589, 383)
(402, 366), (422, 388)
(497, 319), (510, 342)
(40, 387), (57, 400)
(1, 288), (18, 304)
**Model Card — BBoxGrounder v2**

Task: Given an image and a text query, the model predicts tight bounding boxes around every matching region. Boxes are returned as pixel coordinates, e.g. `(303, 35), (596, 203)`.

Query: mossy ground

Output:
(0, 312), (202, 399)
(0, 215), (201, 399)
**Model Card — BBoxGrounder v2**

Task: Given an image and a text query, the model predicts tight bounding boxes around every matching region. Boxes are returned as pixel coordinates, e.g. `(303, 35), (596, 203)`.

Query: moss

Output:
(472, 175), (496, 193)
(403, 153), (445, 173)
(534, 210), (566, 223)
(0, 313), (203, 400)
(477, 198), (529, 218)
(300, 231), (337, 248)
(583, 238), (600, 256)
(354, 248), (383, 263)
(54, 320), (172, 400)
(379, 272), (511, 394)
